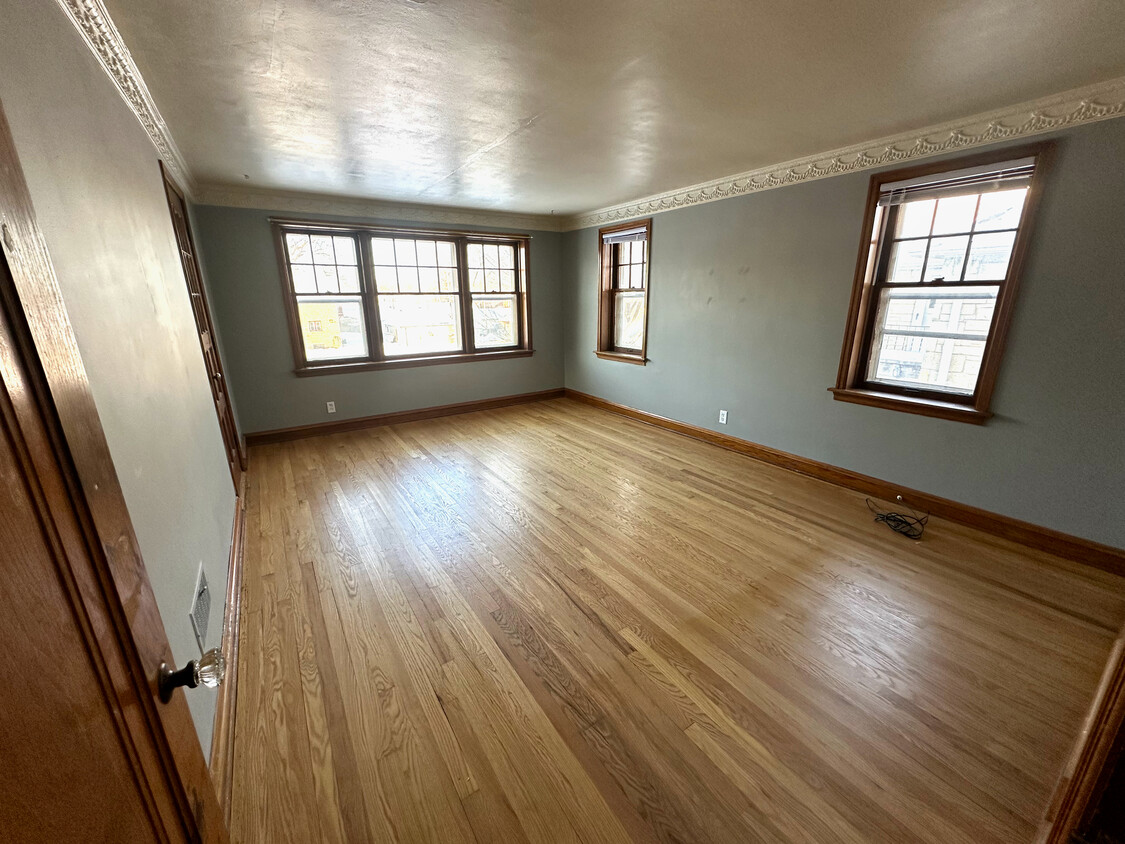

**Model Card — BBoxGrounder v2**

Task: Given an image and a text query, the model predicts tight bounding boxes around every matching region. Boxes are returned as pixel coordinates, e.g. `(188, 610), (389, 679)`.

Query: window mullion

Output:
(358, 232), (386, 362)
(456, 238), (475, 354)
(513, 240), (526, 348)
(958, 195), (983, 282)
(917, 204), (938, 282)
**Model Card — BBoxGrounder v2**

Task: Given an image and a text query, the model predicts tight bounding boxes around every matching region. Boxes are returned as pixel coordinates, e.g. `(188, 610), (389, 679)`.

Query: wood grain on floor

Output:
(230, 398), (1125, 843)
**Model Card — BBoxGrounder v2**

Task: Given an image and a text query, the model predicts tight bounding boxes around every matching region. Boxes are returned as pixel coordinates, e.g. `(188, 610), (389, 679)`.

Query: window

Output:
(274, 221), (531, 374)
(832, 145), (1050, 423)
(596, 219), (651, 364)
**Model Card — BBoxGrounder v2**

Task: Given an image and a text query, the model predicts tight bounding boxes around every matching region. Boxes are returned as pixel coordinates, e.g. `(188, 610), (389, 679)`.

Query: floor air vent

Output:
(189, 564), (210, 654)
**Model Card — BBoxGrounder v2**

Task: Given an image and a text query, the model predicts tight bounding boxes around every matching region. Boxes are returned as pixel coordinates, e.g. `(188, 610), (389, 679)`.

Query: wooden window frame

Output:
(596, 218), (652, 365)
(831, 144), (1052, 424)
(272, 219), (533, 375)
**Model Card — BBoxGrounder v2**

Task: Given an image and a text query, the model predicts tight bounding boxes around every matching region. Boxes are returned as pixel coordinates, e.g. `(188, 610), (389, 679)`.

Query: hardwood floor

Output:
(230, 398), (1125, 843)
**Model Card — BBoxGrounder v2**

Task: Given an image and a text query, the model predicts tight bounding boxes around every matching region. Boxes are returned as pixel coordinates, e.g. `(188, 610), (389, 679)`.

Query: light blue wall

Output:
(0, 0), (237, 751)
(193, 206), (565, 433)
(562, 119), (1125, 549)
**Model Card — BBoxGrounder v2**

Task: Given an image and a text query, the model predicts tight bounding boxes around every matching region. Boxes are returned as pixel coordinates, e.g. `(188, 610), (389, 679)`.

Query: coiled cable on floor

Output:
(866, 497), (929, 540)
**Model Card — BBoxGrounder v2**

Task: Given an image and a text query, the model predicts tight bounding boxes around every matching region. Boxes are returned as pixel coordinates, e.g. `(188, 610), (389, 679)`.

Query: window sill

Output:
(829, 387), (991, 424)
(594, 350), (647, 366)
(295, 348), (533, 377)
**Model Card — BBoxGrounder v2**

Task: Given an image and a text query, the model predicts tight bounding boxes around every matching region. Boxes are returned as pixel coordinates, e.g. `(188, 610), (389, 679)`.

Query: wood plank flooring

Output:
(230, 398), (1125, 843)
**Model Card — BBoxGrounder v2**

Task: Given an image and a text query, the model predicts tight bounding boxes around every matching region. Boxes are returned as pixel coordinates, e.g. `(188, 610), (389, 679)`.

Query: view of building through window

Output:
(866, 186), (1028, 395)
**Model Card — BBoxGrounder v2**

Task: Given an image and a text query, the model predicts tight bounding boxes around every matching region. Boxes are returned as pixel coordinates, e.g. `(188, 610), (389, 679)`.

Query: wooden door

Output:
(160, 166), (244, 488)
(0, 104), (227, 842)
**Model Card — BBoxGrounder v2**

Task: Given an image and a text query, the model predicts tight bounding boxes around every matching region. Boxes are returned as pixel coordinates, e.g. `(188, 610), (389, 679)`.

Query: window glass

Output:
(297, 297), (368, 361)
(378, 294), (462, 357)
(472, 295), (518, 348)
(866, 287), (998, 394)
(613, 292), (646, 351)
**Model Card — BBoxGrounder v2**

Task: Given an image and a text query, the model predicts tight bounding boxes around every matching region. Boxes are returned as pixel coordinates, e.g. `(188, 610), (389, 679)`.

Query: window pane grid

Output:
(285, 231), (363, 295)
(283, 230), (367, 360)
(883, 187), (1026, 285)
(466, 241), (518, 293)
(371, 236), (460, 295)
(279, 225), (528, 368)
(612, 241), (646, 291)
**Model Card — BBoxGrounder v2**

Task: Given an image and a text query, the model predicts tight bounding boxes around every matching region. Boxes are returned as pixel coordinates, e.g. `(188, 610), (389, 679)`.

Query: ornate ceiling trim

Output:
(193, 185), (567, 232)
(54, 0), (194, 193)
(566, 75), (1125, 230)
(50, 2), (1125, 234)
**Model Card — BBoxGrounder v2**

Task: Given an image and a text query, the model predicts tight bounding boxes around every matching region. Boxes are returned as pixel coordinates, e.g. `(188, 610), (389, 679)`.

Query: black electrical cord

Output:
(866, 497), (929, 540)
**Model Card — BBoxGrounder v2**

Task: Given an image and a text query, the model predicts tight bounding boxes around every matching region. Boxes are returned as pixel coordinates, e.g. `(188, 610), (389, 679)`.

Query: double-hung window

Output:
(596, 219), (651, 364)
(274, 221), (531, 374)
(833, 145), (1049, 422)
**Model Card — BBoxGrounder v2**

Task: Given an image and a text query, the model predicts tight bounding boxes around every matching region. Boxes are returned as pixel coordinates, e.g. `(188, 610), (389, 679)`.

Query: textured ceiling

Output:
(104, 0), (1125, 215)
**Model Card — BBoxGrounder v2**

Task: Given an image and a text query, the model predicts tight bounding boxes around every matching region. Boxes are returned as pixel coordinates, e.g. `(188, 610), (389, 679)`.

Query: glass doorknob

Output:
(157, 648), (226, 703)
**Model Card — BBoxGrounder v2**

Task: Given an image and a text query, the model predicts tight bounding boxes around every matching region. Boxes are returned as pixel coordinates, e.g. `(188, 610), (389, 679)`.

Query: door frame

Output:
(1040, 621), (1125, 842)
(159, 162), (246, 486)
(0, 100), (227, 840)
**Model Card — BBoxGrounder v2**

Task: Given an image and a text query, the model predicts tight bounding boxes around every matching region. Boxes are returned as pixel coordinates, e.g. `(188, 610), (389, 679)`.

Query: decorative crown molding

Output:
(566, 75), (1125, 230)
(193, 184), (566, 232)
(49, 0), (1125, 235)
(55, 0), (194, 194)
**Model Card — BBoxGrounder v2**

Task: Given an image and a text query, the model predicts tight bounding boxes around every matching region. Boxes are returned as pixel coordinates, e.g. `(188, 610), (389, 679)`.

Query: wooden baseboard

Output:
(563, 389), (1125, 575)
(209, 482), (246, 827)
(245, 388), (566, 446)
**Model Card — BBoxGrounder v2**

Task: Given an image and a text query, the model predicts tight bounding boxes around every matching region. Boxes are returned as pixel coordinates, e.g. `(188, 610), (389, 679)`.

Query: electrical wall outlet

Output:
(718, 409), (728, 424)
(326, 401), (336, 414)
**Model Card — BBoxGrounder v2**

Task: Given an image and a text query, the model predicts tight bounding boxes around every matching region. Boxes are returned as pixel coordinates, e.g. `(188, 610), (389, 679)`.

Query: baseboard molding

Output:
(209, 482), (246, 827)
(563, 389), (1125, 575)
(245, 388), (566, 446)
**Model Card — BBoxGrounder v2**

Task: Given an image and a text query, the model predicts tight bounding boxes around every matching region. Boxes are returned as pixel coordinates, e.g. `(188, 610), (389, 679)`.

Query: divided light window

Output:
(274, 221), (531, 374)
(596, 219), (652, 364)
(833, 145), (1049, 423)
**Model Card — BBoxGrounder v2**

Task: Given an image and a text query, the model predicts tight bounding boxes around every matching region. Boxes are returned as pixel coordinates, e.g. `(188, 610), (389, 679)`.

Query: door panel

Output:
(0, 289), (160, 842)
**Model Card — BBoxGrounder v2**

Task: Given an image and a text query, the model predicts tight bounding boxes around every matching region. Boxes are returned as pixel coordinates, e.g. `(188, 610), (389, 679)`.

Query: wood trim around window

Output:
(596, 218), (652, 364)
(272, 220), (533, 375)
(831, 143), (1052, 422)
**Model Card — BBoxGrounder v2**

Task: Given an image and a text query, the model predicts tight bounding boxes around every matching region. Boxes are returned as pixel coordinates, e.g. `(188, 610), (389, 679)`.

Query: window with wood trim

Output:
(832, 145), (1050, 423)
(596, 219), (651, 364)
(274, 221), (532, 374)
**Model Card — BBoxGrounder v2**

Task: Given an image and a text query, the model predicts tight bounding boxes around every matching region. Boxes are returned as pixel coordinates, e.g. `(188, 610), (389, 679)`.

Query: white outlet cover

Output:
(719, 410), (728, 424)
(326, 401), (336, 414)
